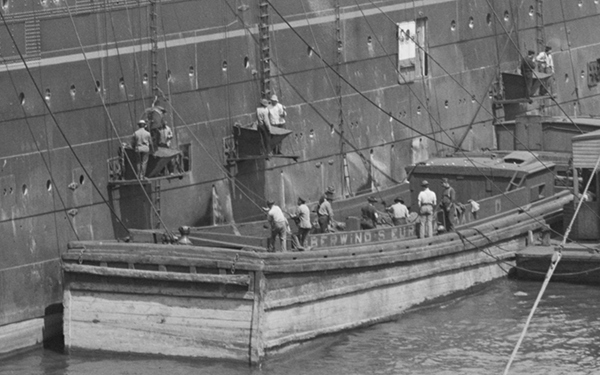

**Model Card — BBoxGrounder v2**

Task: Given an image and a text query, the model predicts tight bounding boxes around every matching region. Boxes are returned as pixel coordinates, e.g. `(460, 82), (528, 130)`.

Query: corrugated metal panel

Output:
(573, 139), (600, 168)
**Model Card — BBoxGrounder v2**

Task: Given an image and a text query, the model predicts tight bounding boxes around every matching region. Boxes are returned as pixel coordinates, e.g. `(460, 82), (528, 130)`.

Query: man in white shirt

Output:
(387, 197), (409, 226)
(268, 95), (287, 154)
(536, 45), (554, 95)
(417, 180), (437, 238)
(266, 199), (288, 252)
(292, 197), (312, 249)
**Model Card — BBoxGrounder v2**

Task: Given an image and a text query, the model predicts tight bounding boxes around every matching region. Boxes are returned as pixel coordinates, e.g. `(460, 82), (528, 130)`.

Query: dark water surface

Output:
(2, 279), (600, 375)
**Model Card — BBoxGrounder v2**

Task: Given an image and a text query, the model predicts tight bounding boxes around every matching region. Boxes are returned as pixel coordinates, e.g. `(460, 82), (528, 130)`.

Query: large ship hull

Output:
(1, 0), (599, 355)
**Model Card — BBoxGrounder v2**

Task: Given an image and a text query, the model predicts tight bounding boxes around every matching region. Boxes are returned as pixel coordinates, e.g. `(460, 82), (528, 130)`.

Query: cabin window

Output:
(397, 18), (428, 84)
(530, 183), (546, 202)
(179, 143), (191, 173)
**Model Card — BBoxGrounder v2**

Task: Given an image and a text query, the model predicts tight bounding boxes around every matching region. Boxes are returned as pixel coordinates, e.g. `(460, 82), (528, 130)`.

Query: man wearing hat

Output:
(360, 196), (379, 230)
(521, 49), (537, 99)
(417, 180), (437, 238)
(387, 197), (409, 226)
(132, 119), (152, 179)
(268, 94), (287, 154)
(317, 188), (334, 233)
(536, 45), (554, 95)
(266, 199), (288, 252)
(256, 98), (272, 156)
(440, 178), (456, 232)
(292, 197), (311, 249)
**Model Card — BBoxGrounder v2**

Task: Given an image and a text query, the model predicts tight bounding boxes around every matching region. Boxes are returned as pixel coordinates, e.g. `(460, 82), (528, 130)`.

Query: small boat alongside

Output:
(61, 152), (571, 363)
(516, 128), (600, 284)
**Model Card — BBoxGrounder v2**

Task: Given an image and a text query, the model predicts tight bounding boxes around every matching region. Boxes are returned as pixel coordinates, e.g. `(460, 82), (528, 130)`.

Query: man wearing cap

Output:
(417, 180), (436, 238)
(360, 196), (379, 230)
(268, 95), (287, 154)
(292, 197), (311, 249)
(536, 45), (554, 95)
(317, 188), (334, 233)
(521, 50), (537, 99)
(440, 178), (456, 232)
(266, 199), (288, 252)
(268, 95), (287, 127)
(387, 197), (409, 226)
(132, 119), (152, 179)
(256, 98), (272, 156)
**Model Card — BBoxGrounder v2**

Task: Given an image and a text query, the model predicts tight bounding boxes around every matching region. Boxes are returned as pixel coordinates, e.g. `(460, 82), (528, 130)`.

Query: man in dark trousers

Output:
(256, 98), (272, 156)
(521, 50), (537, 100)
(440, 178), (456, 232)
(133, 119), (152, 179)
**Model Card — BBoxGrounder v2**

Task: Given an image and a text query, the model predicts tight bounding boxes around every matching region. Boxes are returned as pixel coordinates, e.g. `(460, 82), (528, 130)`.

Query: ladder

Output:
(535, 0), (545, 51)
(153, 180), (161, 228)
(506, 171), (525, 192)
(259, 1), (271, 98)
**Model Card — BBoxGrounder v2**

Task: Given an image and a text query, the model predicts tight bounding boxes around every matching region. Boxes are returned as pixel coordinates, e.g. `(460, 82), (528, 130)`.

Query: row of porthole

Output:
(13, 67), (589, 105)
(3, 175), (85, 197)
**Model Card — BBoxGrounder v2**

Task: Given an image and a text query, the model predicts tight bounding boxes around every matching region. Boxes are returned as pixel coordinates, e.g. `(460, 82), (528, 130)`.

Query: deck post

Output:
(249, 271), (266, 364)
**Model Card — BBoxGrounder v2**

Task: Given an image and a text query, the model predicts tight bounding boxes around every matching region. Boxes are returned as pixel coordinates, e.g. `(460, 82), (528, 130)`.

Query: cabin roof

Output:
(410, 155), (554, 177)
(572, 128), (600, 142)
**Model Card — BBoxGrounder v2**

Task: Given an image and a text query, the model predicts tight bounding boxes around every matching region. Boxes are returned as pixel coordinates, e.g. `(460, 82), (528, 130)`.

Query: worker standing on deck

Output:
(360, 196), (379, 230)
(132, 119), (152, 179)
(266, 199), (288, 252)
(418, 180), (436, 238)
(387, 197), (409, 226)
(292, 197), (312, 249)
(268, 95), (287, 154)
(440, 178), (456, 232)
(317, 188), (334, 233)
(256, 98), (272, 156)
(521, 50), (537, 99)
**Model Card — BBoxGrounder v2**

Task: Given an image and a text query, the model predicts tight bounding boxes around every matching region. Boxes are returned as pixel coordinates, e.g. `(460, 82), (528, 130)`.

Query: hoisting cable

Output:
(503, 148), (600, 375)
(62, 0), (174, 235)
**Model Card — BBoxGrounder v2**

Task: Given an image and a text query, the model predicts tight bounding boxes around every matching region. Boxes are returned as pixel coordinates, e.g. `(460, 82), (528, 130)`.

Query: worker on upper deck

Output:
(418, 180), (436, 238)
(268, 95), (287, 154)
(132, 119), (152, 179)
(521, 50), (537, 100)
(536, 45), (554, 95)
(256, 98), (272, 156)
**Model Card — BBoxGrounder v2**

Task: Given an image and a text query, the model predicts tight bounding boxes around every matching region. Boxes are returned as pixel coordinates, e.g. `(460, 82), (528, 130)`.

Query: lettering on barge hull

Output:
(308, 225), (416, 249)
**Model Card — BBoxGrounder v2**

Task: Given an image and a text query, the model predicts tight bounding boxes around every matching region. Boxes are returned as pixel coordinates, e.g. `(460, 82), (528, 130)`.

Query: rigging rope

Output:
(0, 9), (131, 236)
(503, 145), (600, 374)
(62, 0), (174, 235)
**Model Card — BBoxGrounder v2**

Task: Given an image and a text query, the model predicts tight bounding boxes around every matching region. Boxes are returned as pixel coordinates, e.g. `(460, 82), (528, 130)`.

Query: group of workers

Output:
(130, 110), (174, 179)
(521, 45), (554, 99)
(264, 179), (481, 252)
(256, 95), (287, 156)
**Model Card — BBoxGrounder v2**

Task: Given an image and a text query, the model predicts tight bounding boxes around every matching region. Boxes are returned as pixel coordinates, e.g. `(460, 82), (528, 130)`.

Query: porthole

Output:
(44, 89), (51, 101)
(69, 84), (76, 98)
(46, 180), (52, 192)
(22, 184), (27, 196)
(18, 92), (25, 105)
(119, 77), (125, 89)
(503, 11), (509, 21)
(468, 17), (474, 29)
(307, 46), (314, 57)
(222, 61), (227, 72)
(529, 6), (534, 17)
(486, 14), (492, 26)
(142, 73), (149, 85)
(95, 80), (101, 92)
(243, 56), (249, 68)
(189, 66), (195, 77)
(450, 20), (456, 31)
(79, 175), (85, 185)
